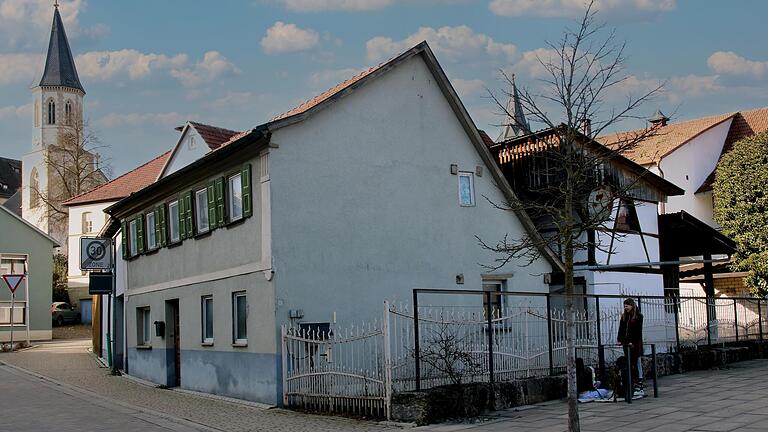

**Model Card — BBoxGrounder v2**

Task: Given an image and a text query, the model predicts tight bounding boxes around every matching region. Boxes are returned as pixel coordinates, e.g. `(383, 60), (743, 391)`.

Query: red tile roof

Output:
(478, 130), (495, 148)
(63, 151), (171, 206)
(600, 113), (736, 165)
(188, 121), (241, 151)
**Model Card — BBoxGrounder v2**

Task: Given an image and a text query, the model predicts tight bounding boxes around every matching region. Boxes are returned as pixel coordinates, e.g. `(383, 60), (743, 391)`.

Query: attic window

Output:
(458, 172), (475, 207)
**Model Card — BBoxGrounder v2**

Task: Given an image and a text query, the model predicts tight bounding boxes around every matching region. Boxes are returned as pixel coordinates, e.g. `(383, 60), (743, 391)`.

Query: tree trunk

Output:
(564, 169), (581, 432)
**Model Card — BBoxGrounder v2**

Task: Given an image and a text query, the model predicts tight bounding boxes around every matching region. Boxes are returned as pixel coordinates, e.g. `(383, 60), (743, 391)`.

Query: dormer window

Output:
(47, 99), (55, 124)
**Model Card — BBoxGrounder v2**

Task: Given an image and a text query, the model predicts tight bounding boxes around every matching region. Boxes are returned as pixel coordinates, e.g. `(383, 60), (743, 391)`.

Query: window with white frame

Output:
(81, 212), (93, 234)
(137, 307), (151, 346)
(0, 255), (26, 275)
(146, 212), (157, 250)
(196, 188), (209, 233)
(228, 173), (243, 221)
(232, 292), (247, 344)
(129, 219), (138, 256)
(482, 280), (504, 316)
(458, 172), (475, 207)
(201, 295), (214, 344)
(168, 200), (180, 243)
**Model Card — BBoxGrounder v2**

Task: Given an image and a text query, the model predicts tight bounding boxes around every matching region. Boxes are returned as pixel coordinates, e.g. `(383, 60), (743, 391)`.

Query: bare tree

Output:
(30, 112), (109, 238)
(480, 3), (664, 431)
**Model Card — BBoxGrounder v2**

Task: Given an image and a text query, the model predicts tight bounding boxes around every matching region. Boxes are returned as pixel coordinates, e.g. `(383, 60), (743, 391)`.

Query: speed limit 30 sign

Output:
(80, 237), (113, 270)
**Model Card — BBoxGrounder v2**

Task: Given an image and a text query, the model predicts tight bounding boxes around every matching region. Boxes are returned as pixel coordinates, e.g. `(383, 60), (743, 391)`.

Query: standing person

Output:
(617, 298), (644, 397)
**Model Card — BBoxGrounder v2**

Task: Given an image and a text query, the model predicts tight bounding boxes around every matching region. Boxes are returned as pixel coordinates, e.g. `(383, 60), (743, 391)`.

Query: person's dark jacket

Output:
(617, 313), (643, 357)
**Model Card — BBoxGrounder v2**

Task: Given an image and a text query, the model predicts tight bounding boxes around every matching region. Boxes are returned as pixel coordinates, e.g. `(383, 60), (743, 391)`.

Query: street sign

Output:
(2, 274), (24, 294)
(80, 237), (113, 270)
(89, 272), (113, 295)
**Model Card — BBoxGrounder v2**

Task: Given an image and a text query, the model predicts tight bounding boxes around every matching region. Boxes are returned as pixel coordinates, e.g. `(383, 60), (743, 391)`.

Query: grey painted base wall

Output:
(127, 347), (279, 405)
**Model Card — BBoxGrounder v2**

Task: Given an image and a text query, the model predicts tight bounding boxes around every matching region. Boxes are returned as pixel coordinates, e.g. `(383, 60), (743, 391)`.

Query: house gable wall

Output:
(162, 127), (209, 179)
(268, 54), (552, 328)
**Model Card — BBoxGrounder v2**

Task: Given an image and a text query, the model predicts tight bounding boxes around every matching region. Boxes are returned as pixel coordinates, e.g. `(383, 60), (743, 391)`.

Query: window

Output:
(81, 212), (93, 234)
(0, 256), (26, 275)
(482, 281), (504, 317)
(137, 307), (151, 346)
(195, 188), (209, 233)
(65, 100), (73, 124)
(228, 174), (243, 221)
(168, 200), (180, 243)
(614, 200), (641, 233)
(47, 99), (55, 124)
(202, 296), (214, 344)
(129, 219), (138, 256)
(29, 168), (40, 208)
(146, 212), (157, 249)
(34, 100), (40, 127)
(458, 172), (475, 207)
(232, 292), (247, 344)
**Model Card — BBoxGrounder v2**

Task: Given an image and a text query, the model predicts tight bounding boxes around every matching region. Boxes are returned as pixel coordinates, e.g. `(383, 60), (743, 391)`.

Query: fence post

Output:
(547, 294), (554, 376)
(596, 297), (605, 385)
(706, 297), (713, 346)
(734, 299), (739, 342)
(674, 294), (681, 353)
(281, 325), (289, 407)
(486, 290), (495, 387)
(624, 345), (632, 404)
(382, 301), (392, 420)
(413, 290), (421, 392)
(759, 300), (764, 342)
(651, 344), (658, 398)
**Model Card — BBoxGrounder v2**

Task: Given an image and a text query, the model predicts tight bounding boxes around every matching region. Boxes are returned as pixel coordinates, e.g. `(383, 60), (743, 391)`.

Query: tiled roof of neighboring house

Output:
(696, 107), (768, 193)
(188, 121), (241, 151)
(63, 151), (171, 206)
(478, 130), (495, 148)
(0, 157), (22, 199)
(599, 112), (736, 165)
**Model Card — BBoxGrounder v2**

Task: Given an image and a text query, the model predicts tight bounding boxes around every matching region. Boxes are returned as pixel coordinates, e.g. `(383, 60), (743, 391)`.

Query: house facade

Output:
(0, 204), (58, 342)
(105, 42), (557, 405)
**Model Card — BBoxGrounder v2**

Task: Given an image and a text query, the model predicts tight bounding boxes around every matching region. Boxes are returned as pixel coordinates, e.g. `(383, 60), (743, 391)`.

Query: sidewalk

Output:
(3, 339), (768, 432)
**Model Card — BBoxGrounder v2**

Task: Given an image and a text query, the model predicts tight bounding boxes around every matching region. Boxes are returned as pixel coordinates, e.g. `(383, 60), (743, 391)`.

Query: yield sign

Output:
(2, 274), (24, 294)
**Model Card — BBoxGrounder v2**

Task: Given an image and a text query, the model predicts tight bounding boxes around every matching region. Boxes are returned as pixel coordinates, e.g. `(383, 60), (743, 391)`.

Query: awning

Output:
(658, 211), (736, 259)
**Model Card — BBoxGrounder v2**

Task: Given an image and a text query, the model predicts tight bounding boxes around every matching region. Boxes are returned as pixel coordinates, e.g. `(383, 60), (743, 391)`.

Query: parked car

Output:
(51, 302), (80, 326)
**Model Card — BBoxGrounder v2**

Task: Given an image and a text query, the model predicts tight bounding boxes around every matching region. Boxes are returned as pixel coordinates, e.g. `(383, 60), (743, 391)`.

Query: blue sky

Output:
(2, 0), (767, 176)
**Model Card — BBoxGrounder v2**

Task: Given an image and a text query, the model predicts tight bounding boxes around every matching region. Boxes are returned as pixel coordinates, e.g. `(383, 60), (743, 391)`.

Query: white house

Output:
(104, 42), (559, 405)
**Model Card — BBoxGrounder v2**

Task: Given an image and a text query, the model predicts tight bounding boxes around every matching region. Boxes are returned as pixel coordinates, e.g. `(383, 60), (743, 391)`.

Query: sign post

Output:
(80, 237), (116, 373)
(2, 274), (25, 352)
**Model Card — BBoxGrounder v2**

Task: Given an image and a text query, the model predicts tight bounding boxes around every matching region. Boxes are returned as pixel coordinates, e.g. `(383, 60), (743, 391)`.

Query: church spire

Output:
(39, 3), (84, 93)
(497, 74), (529, 142)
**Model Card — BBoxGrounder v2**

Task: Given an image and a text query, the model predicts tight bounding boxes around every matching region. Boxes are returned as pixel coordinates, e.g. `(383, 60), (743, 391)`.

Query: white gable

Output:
(161, 125), (209, 178)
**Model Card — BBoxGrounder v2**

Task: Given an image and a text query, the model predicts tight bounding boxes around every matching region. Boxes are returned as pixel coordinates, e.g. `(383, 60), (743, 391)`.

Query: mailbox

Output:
(154, 320), (165, 338)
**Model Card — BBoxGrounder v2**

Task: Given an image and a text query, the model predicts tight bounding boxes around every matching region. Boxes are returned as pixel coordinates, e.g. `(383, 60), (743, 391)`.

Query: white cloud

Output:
(261, 22), (320, 54)
(279, 0), (393, 12)
(308, 68), (361, 87)
(207, 91), (263, 110)
(666, 74), (720, 103)
(96, 112), (187, 128)
(489, 0), (676, 19)
(0, 0), (109, 49)
(511, 48), (559, 78)
(169, 51), (240, 87)
(0, 53), (43, 85)
(366, 26), (517, 63)
(76, 49), (188, 81)
(451, 78), (485, 97)
(707, 51), (768, 79)
(0, 102), (31, 119)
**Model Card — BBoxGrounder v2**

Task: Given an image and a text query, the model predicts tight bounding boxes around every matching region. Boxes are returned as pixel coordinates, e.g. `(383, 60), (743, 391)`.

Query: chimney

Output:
(649, 109), (669, 128)
(580, 118), (592, 136)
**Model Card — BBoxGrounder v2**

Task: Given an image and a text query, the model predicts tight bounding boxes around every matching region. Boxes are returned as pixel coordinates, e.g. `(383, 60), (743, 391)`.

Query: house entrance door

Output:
(166, 299), (180, 387)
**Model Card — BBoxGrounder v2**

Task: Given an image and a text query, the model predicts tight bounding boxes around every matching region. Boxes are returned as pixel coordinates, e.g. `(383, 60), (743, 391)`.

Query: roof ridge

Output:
(63, 150), (171, 204)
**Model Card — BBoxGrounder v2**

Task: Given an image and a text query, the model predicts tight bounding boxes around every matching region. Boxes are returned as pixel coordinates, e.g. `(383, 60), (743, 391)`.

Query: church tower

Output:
(22, 2), (86, 254)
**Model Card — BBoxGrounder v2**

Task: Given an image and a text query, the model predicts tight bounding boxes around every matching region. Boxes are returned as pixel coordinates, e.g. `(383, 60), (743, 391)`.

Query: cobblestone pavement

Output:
(0, 339), (398, 432)
(3, 339), (768, 432)
(416, 359), (768, 432)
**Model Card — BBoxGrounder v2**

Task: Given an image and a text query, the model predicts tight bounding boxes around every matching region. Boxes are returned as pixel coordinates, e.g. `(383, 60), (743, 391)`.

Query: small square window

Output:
(458, 172), (475, 207)
(196, 188), (209, 233)
(482, 281), (504, 316)
(129, 219), (138, 256)
(146, 212), (157, 250)
(228, 174), (243, 222)
(202, 295), (214, 344)
(137, 307), (151, 346)
(168, 201), (180, 243)
(232, 292), (247, 344)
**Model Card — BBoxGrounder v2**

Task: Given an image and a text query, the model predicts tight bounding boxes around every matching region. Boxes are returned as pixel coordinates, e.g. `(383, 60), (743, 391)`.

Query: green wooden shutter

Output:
(215, 177), (225, 225)
(136, 214), (145, 254)
(179, 196), (187, 240)
(158, 205), (167, 247)
(184, 191), (193, 236)
(153, 207), (161, 248)
(207, 180), (217, 230)
(121, 220), (128, 259)
(242, 164), (252, 218)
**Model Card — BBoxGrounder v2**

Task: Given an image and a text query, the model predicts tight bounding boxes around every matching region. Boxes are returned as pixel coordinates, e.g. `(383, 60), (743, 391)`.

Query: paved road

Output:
(2, 339), (768, 431)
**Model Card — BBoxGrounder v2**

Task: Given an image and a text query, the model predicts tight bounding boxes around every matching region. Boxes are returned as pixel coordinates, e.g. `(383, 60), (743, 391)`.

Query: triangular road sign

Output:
(2, 274), (24, 294)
